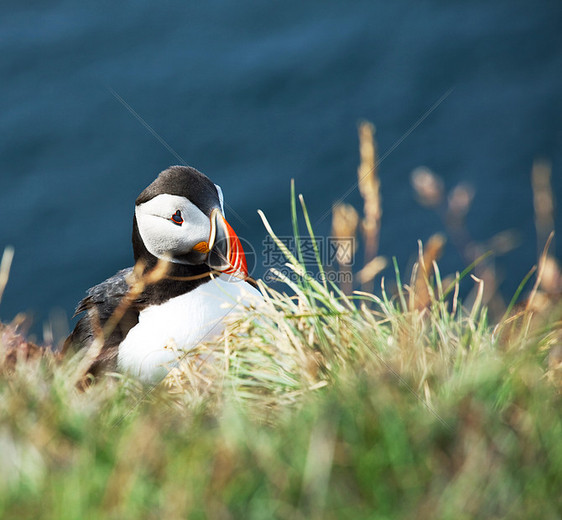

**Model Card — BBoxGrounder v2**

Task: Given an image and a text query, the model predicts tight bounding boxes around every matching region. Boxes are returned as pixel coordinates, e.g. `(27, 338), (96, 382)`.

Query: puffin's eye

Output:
(170, 210), (183, 225)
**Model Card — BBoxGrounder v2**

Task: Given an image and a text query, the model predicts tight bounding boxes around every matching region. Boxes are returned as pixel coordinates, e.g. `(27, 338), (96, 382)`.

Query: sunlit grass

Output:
(1, 125), (561, 518)
(1, 186), (561, 518)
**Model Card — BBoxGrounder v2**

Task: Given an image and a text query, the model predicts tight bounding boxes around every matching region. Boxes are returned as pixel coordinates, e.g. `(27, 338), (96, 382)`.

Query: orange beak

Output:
(205, 209), (248, 279)
(221, 218), (249, 278)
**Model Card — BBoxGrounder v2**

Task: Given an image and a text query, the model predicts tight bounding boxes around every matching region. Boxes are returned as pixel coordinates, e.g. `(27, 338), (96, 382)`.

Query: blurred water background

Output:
(1, 0), (561, 341)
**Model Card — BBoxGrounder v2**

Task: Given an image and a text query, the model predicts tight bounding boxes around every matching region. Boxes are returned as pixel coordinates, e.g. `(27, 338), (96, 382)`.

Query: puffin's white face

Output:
(134, 176), (248, 278)
(135, 193), (214, 264)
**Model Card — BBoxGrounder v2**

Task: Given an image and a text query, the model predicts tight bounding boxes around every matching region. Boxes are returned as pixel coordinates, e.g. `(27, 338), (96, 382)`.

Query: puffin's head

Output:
(133, 165), (248, 278)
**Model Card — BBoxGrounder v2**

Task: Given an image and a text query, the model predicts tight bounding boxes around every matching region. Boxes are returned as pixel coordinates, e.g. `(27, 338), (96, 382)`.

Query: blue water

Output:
(1, 1), (561, 339)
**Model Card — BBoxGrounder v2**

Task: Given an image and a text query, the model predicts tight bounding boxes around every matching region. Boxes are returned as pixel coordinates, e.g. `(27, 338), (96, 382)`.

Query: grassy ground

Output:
(1, 196), (561, 520)
(1, 127), (561, 518)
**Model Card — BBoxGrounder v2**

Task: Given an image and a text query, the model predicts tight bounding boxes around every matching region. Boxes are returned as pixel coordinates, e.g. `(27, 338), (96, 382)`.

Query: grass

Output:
(1, 193), (561, 519)
(1, 127), (561, 518)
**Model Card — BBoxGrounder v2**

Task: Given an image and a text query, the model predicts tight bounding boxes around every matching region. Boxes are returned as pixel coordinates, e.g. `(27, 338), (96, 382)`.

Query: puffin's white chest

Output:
(117, 276), (262, 382)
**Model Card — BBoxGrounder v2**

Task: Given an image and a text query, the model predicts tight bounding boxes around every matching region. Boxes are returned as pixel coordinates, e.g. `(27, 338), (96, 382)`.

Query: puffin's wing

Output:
(74, 267), (135, 317)
(63, 267), (140, 375)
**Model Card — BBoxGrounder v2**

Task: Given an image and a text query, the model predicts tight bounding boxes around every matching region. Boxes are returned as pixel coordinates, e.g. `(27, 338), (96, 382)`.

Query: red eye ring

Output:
(171, 210), (183, 225)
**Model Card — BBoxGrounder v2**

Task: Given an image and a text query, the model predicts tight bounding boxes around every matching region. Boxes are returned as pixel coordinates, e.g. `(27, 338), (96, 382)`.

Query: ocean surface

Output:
(1, 1), (561, 341)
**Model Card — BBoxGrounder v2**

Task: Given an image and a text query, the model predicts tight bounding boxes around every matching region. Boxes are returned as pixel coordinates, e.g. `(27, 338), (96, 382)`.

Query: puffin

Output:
(63, 165), (262, 382)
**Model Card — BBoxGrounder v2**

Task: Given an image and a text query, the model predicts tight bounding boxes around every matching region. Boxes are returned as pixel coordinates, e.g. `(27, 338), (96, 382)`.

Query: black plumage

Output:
(63, 269), (138, 375)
